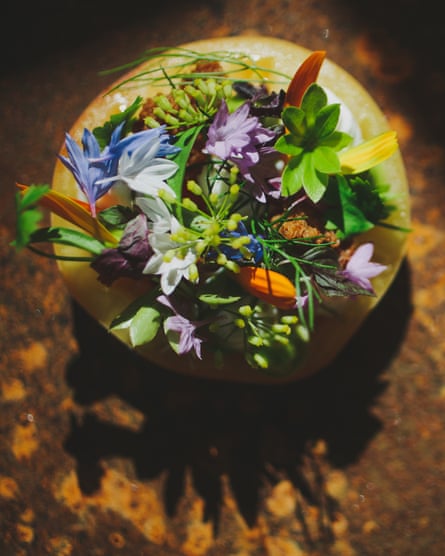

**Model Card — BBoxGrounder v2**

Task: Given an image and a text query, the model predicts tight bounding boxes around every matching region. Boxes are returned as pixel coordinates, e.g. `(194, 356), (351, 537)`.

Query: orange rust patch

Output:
(325, 470), (349, 502)
(108, 531), (126, 549)
(17, 341), (48, 373)
(265, 480), (297, 518)
(263, 536), (305, 556)
(407, 219), (443, 260)
(16, 522), (34, 544)
(11, 421), (39, 460)
(20, 508), (35, 523)
(46, 537), (73, 556)
(1, 377), (27, 401)
(386, 112), (413, 144)
(54, 467), (167, 545)
(180, 521), (213, 556)
(0, 476), (19, 499)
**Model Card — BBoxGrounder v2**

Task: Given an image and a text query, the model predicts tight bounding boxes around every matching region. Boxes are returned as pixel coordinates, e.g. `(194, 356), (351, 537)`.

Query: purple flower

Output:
(341, 243), (387, 293)
(157, 295), (205, 359)
(58, 128), (112, 217)
(91, 213), (152, 286)
(247, 146), (283, 202)
(59, 123), (179, 216)
(204, 100), (276, 180)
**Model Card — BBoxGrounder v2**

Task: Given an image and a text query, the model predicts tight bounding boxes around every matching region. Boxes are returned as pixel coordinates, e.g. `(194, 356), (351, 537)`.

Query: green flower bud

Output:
(248, 335), (263, 347)
(187, 180), (203, 196)
(281, 315), (299, 325)
(182, 198), (199, 212)
(238, 305), (253, 317)
(253, 353), (269, 369)
(272, 324), (291, 335)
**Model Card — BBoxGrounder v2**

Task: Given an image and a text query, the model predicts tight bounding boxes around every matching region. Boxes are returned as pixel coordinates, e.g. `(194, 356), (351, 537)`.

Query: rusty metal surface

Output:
(1, 1), (445, 554)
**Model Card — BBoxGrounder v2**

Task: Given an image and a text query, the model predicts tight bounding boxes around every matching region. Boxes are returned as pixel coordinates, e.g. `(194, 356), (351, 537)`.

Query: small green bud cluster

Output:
(232, 304), (309, 373)
(144, 78), (233, 129)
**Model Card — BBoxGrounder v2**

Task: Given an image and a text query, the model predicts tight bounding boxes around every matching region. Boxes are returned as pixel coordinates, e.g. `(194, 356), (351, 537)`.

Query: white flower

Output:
(136, 195), (177, 234)
(143, 237), (198, 295)
(138, 194), (199, 294)
(115, 136), (179, 195)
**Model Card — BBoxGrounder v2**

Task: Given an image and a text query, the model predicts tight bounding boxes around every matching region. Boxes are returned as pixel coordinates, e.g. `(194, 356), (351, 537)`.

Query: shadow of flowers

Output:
(64, 259), (412, 527)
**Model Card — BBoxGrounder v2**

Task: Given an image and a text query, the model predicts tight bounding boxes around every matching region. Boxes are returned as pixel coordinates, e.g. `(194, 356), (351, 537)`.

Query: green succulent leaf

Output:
(274, 133), (304, 156)
(301, 154), (329, 202)
(314, 103), (341, 139)
(301, 84), (327, 126)
(312, 146), (340, 174)
(281, 106), (305, 135)
(319, 130), (352, 150)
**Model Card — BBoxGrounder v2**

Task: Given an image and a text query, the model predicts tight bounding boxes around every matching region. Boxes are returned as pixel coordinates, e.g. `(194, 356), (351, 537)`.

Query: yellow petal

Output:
(339, 131), (398, 174)
(16, 184), (118, 245)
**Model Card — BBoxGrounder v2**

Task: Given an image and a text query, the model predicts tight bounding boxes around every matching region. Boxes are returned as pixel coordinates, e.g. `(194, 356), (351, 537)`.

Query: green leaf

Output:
(314, 103), (340, 139)
(281, 106), (305, 135)
(281, 157), (304, 197)
(98, 205), (135, 229)
(129, 306), (161, 347)
(274, 134), (304, 156)
(324, 175), (374, 237)
(319, 130), (352, 151)
(167, 124), (204, 199)
(93, 96), (144, 149)
(301, 154), (328, 203)
(17, 184), (50, 211)
(110, 293), (156, 329)
(301, 84), (327, 126)
(198, 293), (242, 306)
(312, 146), (340, 174)
(28, 226), (106, 255)
(12, 185), (50, 250)
(313, 267), (374, 297)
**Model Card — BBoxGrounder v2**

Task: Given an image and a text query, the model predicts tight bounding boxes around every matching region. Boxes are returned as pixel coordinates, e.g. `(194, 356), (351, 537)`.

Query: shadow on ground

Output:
(64, 258), (412, 526)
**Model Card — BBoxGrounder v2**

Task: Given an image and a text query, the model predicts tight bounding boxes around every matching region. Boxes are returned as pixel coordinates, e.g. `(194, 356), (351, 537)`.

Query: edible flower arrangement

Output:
(13, 47), (405, 376)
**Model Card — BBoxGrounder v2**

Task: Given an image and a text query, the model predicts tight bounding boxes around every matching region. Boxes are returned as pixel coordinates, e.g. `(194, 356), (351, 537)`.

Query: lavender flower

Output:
(157, 295), (205, 359)
(204, 100), (276, 181)
(341, 242), (387, 293)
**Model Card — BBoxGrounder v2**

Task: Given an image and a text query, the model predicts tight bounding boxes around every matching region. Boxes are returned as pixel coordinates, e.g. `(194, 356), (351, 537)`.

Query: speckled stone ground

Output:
(1, 1), (445, 555)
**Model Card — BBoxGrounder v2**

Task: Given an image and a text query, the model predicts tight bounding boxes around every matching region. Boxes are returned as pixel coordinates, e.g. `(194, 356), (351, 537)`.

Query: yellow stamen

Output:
(339, 131), (398, 174)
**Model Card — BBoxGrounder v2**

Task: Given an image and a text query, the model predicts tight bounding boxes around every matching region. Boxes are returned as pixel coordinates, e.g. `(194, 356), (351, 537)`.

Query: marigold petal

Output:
(285, 50), (326, 107)
(236, 266), (297, 309)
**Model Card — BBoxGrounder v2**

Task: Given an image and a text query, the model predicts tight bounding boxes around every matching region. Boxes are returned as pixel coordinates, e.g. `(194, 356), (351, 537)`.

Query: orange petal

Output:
(16, 183), (117, 245)
(236, 266), (297, 310)
(284, 50), (326, 107)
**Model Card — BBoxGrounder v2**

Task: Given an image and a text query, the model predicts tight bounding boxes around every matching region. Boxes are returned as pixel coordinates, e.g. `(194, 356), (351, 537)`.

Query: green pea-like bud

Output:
(238, 305), (253, 317)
